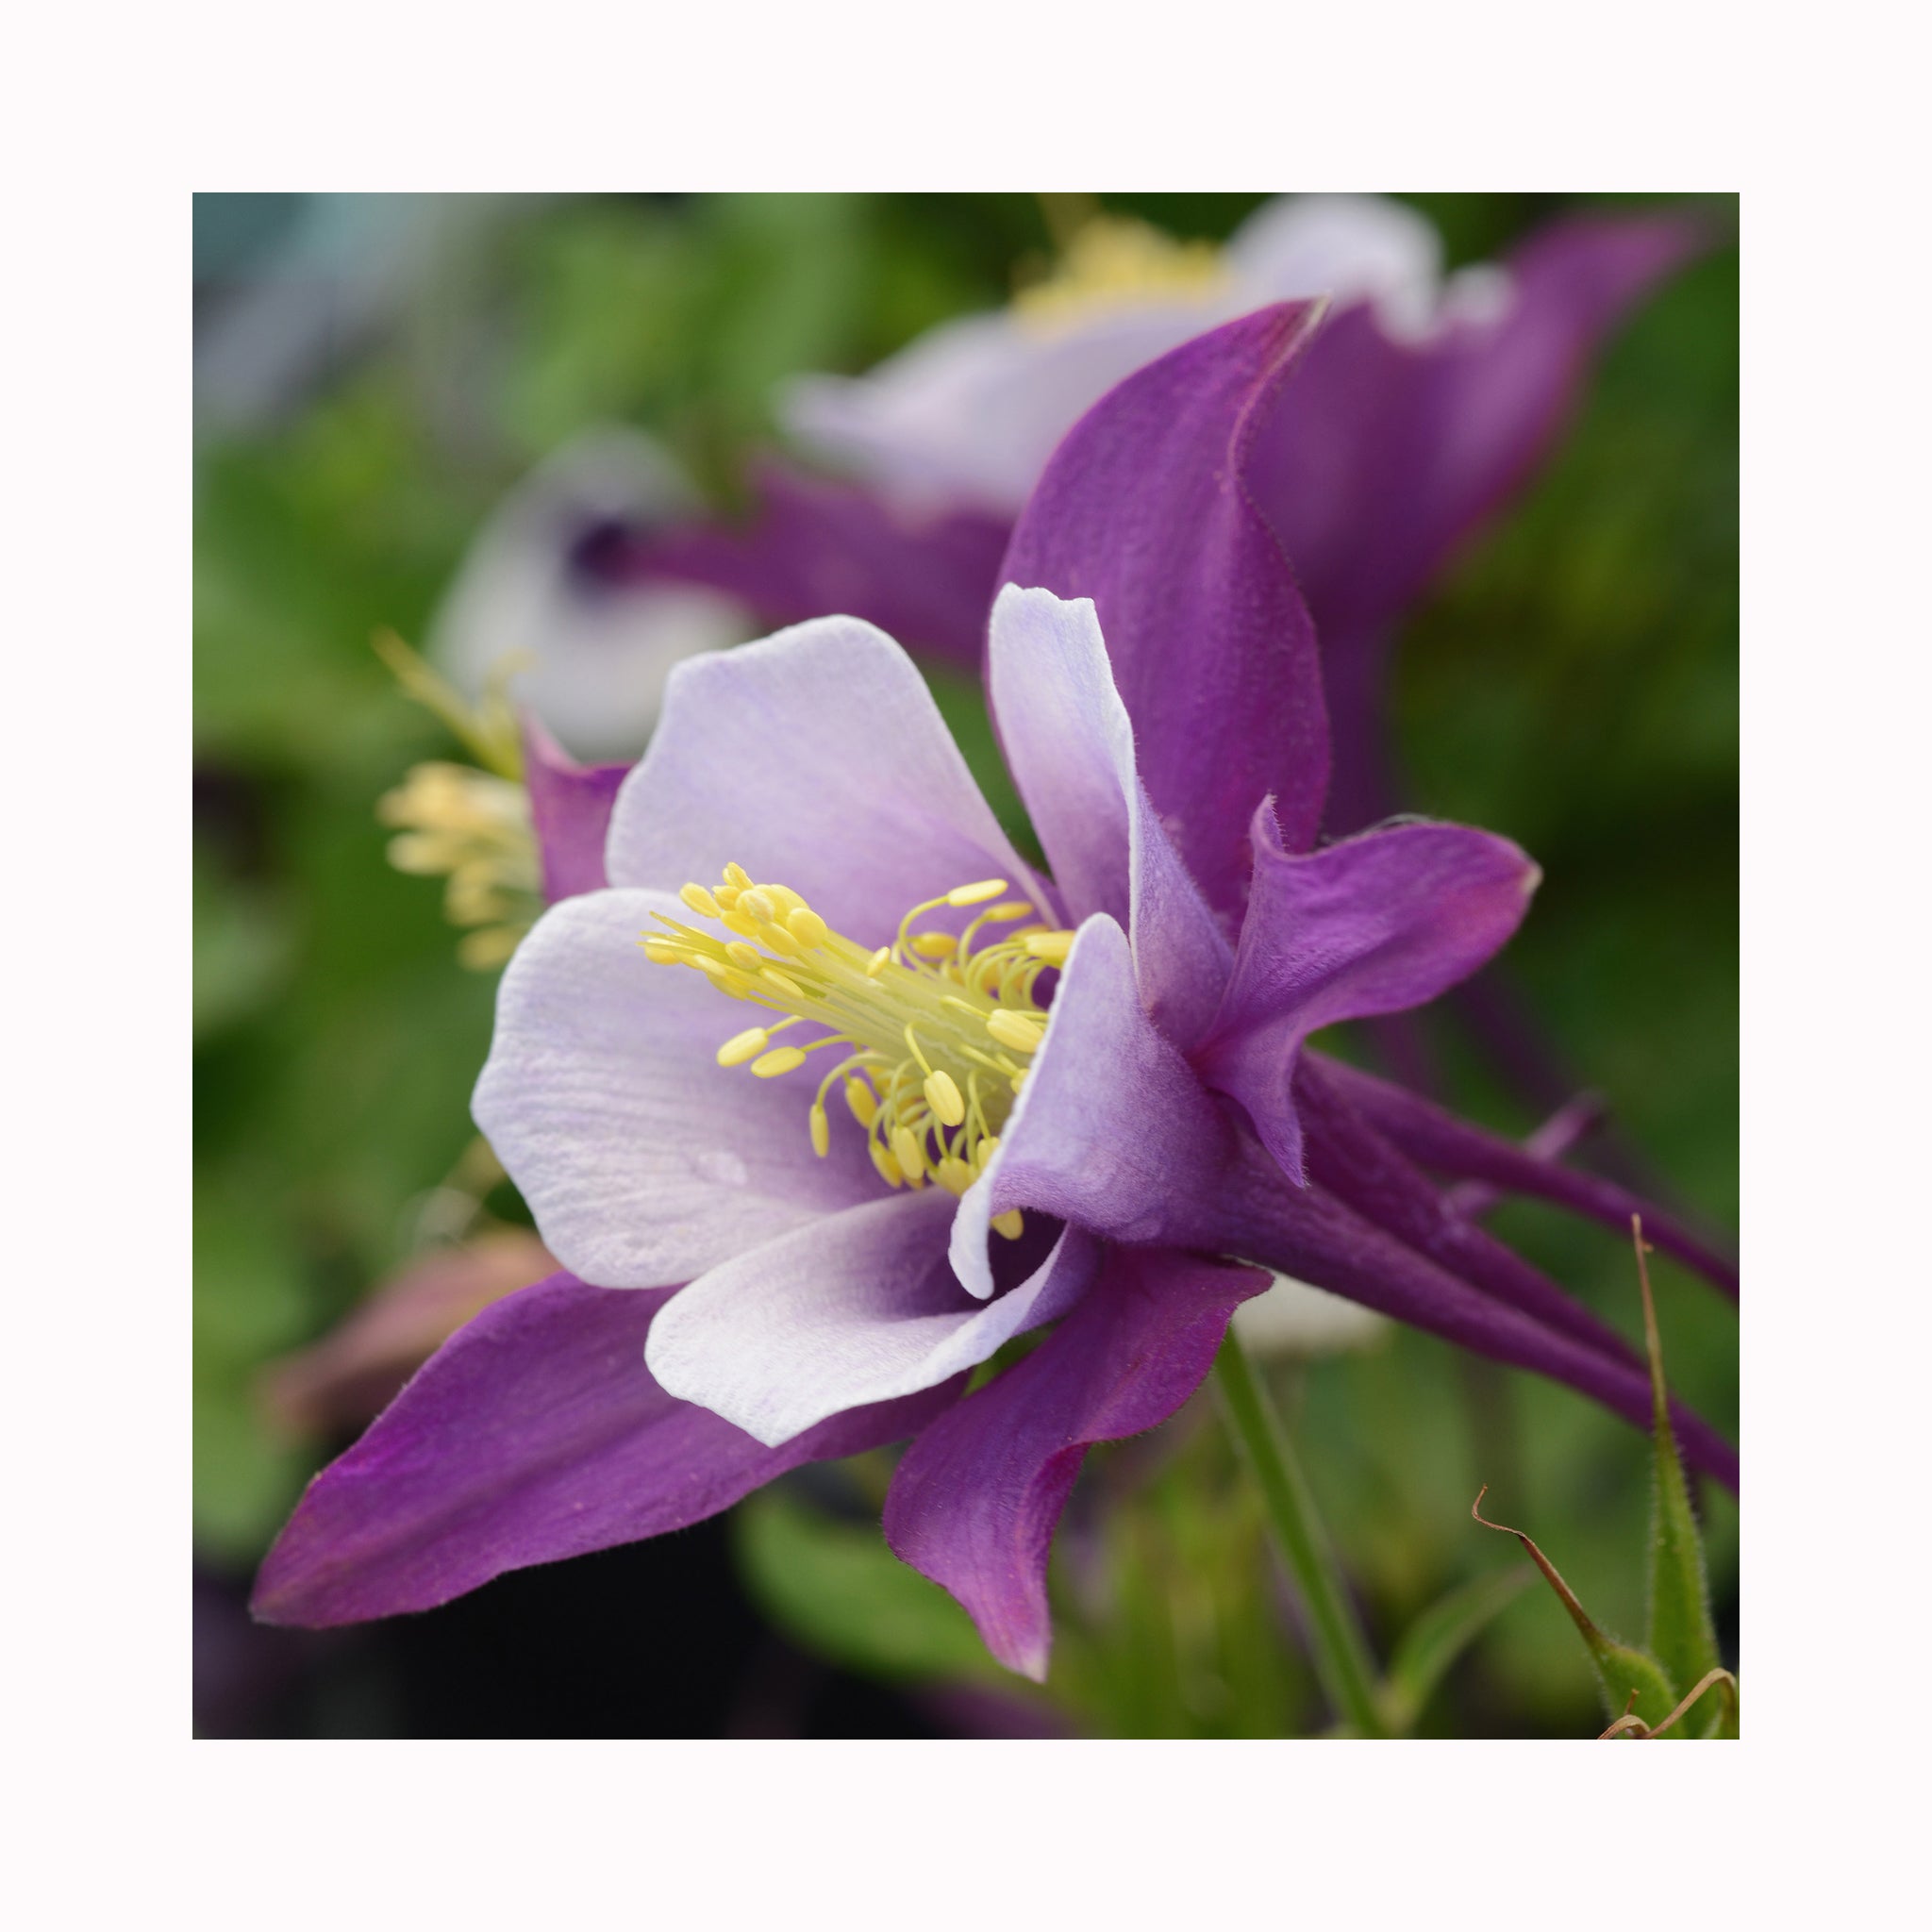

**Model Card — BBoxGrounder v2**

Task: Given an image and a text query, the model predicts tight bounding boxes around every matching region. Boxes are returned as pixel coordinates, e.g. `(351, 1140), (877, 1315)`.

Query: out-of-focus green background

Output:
(193, 192), (1736, 1737)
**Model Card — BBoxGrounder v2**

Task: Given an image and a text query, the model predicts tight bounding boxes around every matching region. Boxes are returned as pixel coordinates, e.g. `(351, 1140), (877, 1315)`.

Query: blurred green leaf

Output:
(1380, 1563), (1536, 1733)
(732, 1487), (1003, 1685)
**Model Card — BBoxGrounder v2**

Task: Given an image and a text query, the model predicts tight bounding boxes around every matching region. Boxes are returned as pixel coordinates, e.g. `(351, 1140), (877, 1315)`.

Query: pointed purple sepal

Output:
(522, 716), (631, 903)
(251, 1272), (962, 1627)
(1000, 303), (1332, 919)
(883, 1246), (1270, 1679)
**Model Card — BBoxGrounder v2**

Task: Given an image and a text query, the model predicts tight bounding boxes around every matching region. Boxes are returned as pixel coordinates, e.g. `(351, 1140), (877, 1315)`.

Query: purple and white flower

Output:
(254, 303), (1735, 1679)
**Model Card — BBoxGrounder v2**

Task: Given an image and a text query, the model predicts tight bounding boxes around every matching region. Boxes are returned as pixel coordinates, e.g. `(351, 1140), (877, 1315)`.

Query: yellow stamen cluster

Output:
(1012, 214), (1227, 333)
(379, 762), (542, 970)
(643, 864), (1078, 1241)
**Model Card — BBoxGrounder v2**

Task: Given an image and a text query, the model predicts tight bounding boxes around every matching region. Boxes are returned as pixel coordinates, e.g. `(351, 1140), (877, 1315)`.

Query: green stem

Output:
(1215, 1330), (1387, 1737)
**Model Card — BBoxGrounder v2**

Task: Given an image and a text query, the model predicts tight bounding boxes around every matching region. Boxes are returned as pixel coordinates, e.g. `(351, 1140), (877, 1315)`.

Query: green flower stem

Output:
(1215, 1331), (1387, 1738)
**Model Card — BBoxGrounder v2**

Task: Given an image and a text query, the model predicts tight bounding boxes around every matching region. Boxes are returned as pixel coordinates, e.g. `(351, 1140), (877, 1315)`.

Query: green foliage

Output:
(731, 1486), (1005, 1687)
(1637, 1234), (1726, 1727)
(1380, 1564), (1537, 1734)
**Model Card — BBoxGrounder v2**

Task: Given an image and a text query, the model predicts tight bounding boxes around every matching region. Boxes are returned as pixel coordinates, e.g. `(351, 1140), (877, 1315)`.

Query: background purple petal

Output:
(883, 1245), (1270, 1678)
(632, 460), (1007, 669)
(253, 1271), (963, 1627)
(1000, 302), (1332, 917)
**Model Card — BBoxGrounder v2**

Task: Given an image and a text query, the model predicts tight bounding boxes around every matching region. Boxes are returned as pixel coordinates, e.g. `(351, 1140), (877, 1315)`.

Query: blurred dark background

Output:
(193, 192), (1737, 1738)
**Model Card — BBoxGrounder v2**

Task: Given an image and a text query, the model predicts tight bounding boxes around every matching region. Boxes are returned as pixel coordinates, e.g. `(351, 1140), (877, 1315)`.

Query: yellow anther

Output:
(715, 883), (742, 910)
(870, 1140), (904, 1189)
(738, 889), (777, 924)
(1022, 929), (1076, 964)
(866, 947), (891, 976)
(761, 967), (807, 1000)
(891, 1124), (925, 1184)
(641, 939), (683, 964)
(844, 1078), (879, 1128)
(722, 909), (761, 940)
(924, 1069), (966, 1127)
(724, 941), (762, 970)
(936, 1156), (976, 1196)
(976, 1136), (1001, 1169)
(716, 1027), (770, 1068)
(724, 862), (752, 891)
(991, 1209), (1025, 1241)
(981, 900), (1035, 923)
(909, 931), (958, 959)
(758, 922), (806, 958)
(809, 1105), (830, 1158)
(945, 878), (1009, 907)
(680, 883), (723, 919)
(760, 884), (805, 916)
(987, 1009), (1047, 1054)
(751, 1047), (807, 1078)
(788, 907), (828, 948)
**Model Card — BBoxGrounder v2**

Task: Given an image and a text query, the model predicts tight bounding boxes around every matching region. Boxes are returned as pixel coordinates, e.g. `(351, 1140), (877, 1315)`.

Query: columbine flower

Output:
(636, 195), (1703, 831)
(254, 304), (1735, 1679)
(428, 426), (752, 765)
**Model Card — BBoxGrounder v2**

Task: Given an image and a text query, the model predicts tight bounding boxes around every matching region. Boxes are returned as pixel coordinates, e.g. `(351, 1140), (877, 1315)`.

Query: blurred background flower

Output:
(193, 192), (1736, 1738)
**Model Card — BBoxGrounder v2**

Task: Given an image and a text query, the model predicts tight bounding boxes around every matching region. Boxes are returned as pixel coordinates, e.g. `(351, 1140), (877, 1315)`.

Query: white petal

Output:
(646, 1191), (1098, 1446)
(473, 887), (878, 1290)
(605, 613), (1051, 941)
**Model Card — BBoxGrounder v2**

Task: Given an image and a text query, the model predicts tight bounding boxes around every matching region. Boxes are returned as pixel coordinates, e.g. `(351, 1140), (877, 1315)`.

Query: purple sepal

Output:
(521, 716), (631, 903)
(1194, 808), (1540, 1177)
(1000, 303), (1332, 920)
(251, 1272), (962, 1627)
(638, 461), (1007, 669)
(883, 1246), (1270, 1679)
(1203, 1134), (1738, 1492)
(1292, 1059), (1638, 1371)
(1317, 1057), (1740, 1299)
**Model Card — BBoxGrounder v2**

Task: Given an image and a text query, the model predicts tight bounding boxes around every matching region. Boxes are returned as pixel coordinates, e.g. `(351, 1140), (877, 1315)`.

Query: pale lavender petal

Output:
(605, 615), (1050, 944)
(473, 887), (878, 1290)
(252, 1272), (960, 1627)
(646, 1191), (1099, 1447)
(987, 586), (1231, 1045)
(782, 305), (1252, 517)
(521, 715), (629, 902)
(1193, 808), (1540, 1178)
(637, 461), (1007, 670)
(883, 1245), (1271, 1678)
(1316, 1056), (1740, 1299)
(950, 916), (1234, 1299)
(1000, 302), (1332, 918)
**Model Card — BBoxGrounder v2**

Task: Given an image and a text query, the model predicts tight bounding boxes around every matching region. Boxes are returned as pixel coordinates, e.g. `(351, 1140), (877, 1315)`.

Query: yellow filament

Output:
(647, 865), (1057, 1204)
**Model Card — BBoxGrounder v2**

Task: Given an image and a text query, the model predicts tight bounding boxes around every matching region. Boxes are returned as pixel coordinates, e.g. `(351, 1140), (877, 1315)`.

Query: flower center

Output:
(641, 864), (1075, 1238)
